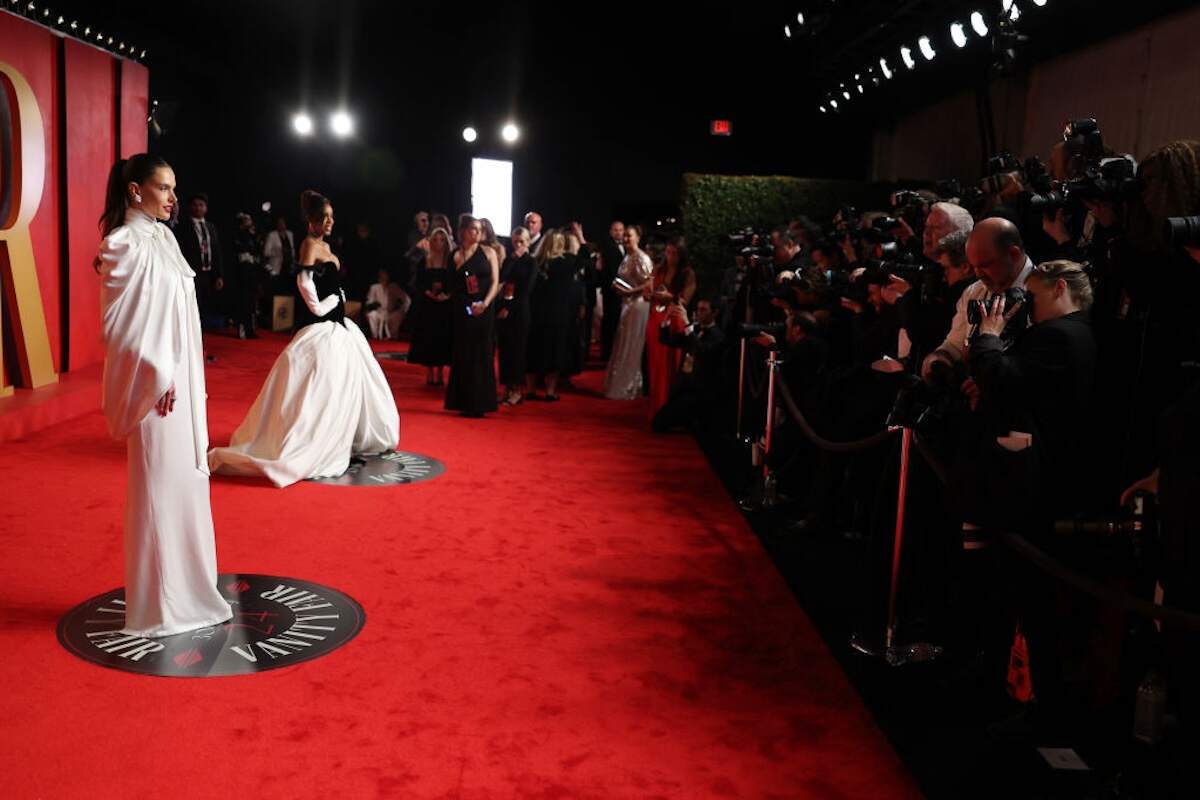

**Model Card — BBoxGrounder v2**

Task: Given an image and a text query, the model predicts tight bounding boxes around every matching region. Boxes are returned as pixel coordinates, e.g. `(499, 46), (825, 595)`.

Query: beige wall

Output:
(871, 5), (1200, 181)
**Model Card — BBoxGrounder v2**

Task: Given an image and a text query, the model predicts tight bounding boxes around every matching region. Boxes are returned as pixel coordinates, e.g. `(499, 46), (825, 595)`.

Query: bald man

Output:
(922, 217), (1034, 379)
(524, 211), (544, 249)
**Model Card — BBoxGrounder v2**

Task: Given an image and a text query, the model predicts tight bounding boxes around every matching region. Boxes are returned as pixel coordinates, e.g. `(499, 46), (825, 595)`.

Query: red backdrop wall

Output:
(0, 11), (148, 379)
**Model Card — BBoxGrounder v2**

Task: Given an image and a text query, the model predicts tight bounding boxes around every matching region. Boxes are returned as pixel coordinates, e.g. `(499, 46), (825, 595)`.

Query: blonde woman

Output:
(525, 229), (574, 400)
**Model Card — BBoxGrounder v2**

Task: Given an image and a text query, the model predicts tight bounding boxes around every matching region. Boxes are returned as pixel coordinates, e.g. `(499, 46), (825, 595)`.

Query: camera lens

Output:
(1164, 216), (1200, 247)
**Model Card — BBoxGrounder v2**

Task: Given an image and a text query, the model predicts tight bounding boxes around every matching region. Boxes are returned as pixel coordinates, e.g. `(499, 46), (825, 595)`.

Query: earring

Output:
(134, 193), (143, 204)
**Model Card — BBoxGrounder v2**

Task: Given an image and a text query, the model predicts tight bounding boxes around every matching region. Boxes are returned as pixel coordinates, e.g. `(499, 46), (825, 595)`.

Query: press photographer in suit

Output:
(651, 298), (726, 434)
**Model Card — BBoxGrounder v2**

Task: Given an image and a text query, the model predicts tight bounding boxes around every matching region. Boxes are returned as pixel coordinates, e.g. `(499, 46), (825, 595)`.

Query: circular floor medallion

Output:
(308, 450), (445, 486)
(57, 573), (365, 677)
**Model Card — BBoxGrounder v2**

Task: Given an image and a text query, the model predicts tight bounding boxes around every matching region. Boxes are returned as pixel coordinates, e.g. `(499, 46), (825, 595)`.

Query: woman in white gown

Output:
(208, 190), (399, 487)
(98, 154), (233, 637)
(603, 224), (654, 399)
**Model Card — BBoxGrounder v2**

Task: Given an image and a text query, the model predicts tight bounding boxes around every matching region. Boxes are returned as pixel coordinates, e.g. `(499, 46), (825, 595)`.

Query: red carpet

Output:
(0, 331), (918, 798)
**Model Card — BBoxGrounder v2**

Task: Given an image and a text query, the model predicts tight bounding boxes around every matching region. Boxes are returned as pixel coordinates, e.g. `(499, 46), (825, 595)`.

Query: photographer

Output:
(651, 298), (726, 434)
(922, 218), (1034, 386)
(893, 230), (976, 361)
(969, 261), (1098, 527)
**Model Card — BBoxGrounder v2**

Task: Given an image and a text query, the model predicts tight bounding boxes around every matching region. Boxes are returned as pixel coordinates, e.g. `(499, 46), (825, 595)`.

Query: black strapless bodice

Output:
(294, 261), (345, 329)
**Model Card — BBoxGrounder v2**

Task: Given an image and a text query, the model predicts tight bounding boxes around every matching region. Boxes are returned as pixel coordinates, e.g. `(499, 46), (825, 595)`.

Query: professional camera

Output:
(1062, 117), (1106, 176)
(1165, 216), (1200, 247)
(726, 227), (774, 260)
(1065, 155), (1139, 203)
(981, 151), (1022, 194)
(966, 286), (1030, 326)
(738, 322), (787, 338)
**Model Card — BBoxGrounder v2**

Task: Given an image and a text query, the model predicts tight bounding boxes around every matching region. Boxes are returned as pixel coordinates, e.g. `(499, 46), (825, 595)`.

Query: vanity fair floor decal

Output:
(308, 450), (445, 486)
(57, 574), (365, 677)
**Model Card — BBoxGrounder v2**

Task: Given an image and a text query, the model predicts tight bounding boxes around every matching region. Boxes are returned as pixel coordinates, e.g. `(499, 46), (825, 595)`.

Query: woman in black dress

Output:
(497, 226), (537, 405)
(445, 216), (500, 416)
(408, 227), (454, 385)
(562, 229), (590, 379)
(525, 229), (574, 401)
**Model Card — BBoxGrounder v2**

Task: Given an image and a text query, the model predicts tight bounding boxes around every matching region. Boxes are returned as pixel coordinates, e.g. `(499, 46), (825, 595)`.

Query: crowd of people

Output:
(692, 130), (1200, 746)
(171, 198), (708, 420)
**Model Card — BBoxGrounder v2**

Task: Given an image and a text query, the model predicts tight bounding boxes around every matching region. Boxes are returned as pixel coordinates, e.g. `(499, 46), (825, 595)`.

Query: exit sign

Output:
(710, 119), (732, 136)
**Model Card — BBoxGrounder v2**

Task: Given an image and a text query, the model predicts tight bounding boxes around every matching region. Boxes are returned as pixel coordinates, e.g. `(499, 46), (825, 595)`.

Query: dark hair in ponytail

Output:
(300, 189), (330, 225)
(99, 153), (170, 236)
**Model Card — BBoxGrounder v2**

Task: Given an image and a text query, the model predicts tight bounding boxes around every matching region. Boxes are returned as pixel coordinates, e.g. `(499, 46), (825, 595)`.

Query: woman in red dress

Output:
(644, 238), (697, 417)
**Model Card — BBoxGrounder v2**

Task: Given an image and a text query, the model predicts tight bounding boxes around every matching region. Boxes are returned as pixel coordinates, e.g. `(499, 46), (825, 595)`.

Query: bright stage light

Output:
(501, 122), (520, 143)
(819, 105), (827, 113)
(1032, 0), (1047, 7)
(919, 36), (936, 61)
(1003, 0), (1021, 21)
(330, 111), (353, 137)
(292, 113), (314, 136)
(900, 46), (915, 69)
(951, 22), (968, 48)
(784, 24), (792, 38)
(856, 83), (864, 94)
(829, 99), (838, 109)
(971, 11), (989, 37)
(842, 90), (851, 100)
(880, 58), (893, 79)
(471, 158), (513, 235)
(462, 126), (477, 143)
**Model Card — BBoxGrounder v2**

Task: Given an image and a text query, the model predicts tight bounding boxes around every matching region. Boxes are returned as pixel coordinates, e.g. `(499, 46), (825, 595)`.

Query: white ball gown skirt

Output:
(603, 297), (650, 400)
(123, 359), (233, 637)
(208, 320), (400, 487)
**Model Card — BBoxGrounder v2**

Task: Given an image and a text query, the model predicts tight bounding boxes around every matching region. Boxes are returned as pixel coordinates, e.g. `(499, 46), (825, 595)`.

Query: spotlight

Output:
(819, 105), (826, 113)
(292, 113), (314, 136)
(261, 201), (272, 213)
(918, 36), (936, 61)
(829, 99), (838, 109)
(900, 46), (915, 69)
(330, 110), (353, 137)
(971, 11), (989, 37)
(501, 122), (520, 143)
(1032, 0), (1047, 6)
(119, 43), (125, 51)
(462, 126), (477, 143)
(880, 58), (893, 79)
(951, 23), (968, 48)
(856, 84), (864, 94)
(1003, 0), (1021, 21)
(842, 90), (850, 100)
(784, 24), (792, 38)
(139, 49), (146, 58)
(83, 25), (90, 35)
(69, 20), (76, 29)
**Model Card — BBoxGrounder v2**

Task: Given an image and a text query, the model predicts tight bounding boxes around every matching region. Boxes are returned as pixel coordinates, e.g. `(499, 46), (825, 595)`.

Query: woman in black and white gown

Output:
(208, 190), (399, 487)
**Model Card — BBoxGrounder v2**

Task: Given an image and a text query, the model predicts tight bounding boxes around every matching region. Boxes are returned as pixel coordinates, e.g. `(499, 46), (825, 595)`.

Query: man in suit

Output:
(524, 211), (544, 251)
(652, 298), (726, 434)
(174, 192), (225, 330)
(597, 220), (625, 361)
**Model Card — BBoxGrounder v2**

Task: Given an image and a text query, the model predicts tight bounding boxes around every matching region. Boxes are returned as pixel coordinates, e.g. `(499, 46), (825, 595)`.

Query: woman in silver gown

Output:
(603, 225), (654, 400)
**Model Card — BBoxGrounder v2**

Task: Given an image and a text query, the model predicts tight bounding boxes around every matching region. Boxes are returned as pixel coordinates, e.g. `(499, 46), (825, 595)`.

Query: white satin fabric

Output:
(207, 280), (400, 488)
(603, 251), (653, 400)
(99, 208), (233, 637)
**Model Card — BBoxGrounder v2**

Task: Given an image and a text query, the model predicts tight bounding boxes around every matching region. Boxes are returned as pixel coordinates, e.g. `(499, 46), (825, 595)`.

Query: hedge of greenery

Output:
(679, 172), (897, 291)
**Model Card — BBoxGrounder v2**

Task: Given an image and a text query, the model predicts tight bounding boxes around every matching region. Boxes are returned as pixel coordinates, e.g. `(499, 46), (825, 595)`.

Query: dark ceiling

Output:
(8, 0), (1196, 233)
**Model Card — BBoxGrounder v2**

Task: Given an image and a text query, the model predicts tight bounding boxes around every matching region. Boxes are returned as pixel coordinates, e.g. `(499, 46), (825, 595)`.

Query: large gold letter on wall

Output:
(0, 61), (57, 396)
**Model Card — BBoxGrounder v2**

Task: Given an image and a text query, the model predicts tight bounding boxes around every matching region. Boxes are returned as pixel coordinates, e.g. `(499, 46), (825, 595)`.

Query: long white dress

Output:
(207, 267), (400, 488)
(603, 251), (654, 399)
(99, 208), (233, 638)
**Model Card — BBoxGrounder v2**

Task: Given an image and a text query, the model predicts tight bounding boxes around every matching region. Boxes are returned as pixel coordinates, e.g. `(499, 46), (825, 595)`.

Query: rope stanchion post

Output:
(850, 426), (943, 666)
(735, 338), (748, 442)
(739, 350), (782, 512)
